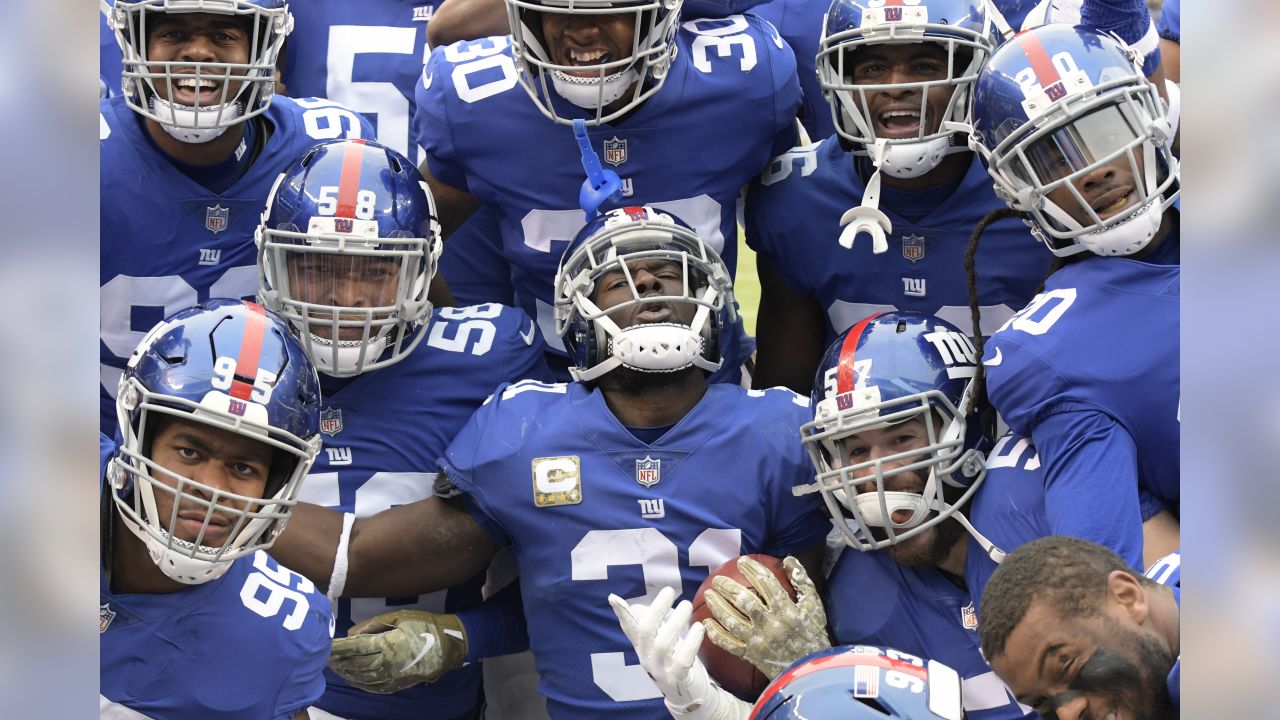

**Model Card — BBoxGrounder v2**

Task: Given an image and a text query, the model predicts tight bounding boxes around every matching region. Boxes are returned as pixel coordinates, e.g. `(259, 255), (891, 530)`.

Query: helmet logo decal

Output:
(1012, 34), (1092, 119)
(922, 328), (977, 380)
(865, 0), (925, 24)
(335, 140), (369, 219)
(835, 312), (884, 396)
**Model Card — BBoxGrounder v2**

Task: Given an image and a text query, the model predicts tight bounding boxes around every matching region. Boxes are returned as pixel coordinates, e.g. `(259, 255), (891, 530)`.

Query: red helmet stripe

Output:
(230, 301), (269, 401)
(335, 139), (368, 219)
(1016, 31), (1062, 89)
(836, 313), (883, 395)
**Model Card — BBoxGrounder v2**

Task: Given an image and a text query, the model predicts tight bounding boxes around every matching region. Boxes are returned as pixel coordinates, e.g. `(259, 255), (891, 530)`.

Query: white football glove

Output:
(609, 586), (750, 720)
(327, 610), (469, 694)
(702, 556), (831, 680)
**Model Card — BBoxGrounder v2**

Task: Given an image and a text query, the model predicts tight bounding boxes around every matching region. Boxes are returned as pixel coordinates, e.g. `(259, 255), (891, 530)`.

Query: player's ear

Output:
(1104, 570), (1149, 626)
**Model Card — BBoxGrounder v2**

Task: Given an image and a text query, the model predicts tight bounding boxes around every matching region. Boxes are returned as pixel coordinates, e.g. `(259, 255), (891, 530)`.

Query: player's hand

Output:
(610, 587), (713, 712)
(702, 555), (831, 680)
(327, 610), (469, 694)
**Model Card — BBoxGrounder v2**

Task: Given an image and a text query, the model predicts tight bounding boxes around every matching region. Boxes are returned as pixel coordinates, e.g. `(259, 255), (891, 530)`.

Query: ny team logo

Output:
(603, 137), (628, 167)
(320, 407), (344, 436)
(635, 455), (661, 488)
(205, 204), (229, 234)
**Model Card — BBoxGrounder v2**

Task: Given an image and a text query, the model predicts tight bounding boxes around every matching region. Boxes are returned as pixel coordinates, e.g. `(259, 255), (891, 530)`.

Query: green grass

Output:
(734, 227), (760, 336)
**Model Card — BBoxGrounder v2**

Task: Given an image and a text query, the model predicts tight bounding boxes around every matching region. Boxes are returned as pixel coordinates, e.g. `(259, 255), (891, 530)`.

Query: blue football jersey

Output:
(982, 241), (1180, 516)
(414, 16), (801, 377)
(278, 0), (516, 307)
(751, 0), (833, 140)
(99, 95), (373, 436)
(100, 439), (334, 720)
(294, 304), (551, 720)
(965, 433), (1169, 599)
(826, 549), (1033, 720)
(100, 4), (122, 97)
(1157, 0), (1180, 42)
(441, 382), (830, 720)
(746, 138), (1050, 341)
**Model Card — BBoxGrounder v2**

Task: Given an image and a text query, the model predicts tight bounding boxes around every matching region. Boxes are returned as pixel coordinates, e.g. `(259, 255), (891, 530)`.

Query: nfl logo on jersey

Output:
(205, 204), (229, 234)
(320, 407), (344, 437)
(603, 137), (628, 167)
(961, 601), (978, 630)
(902, 234), (926, 263)
(635, 456), (661, 488)
(100, 603), (116, 633)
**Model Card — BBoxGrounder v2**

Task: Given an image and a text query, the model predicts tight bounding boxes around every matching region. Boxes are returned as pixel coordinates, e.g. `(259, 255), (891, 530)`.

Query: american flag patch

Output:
(853, 664), (880, 698)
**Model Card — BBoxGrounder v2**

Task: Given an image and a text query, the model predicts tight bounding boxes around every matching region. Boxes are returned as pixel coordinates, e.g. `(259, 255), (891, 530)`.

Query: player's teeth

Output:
(569, 49), (607, 63)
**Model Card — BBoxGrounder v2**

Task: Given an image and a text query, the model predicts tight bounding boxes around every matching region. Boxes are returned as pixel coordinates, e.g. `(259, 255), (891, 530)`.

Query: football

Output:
(690, 554), (796, 701)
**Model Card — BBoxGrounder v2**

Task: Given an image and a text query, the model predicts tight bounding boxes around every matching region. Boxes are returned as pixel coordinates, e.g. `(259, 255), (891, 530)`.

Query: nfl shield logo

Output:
(205, 204), (229, 234)
(961, 601), (978, 630)
(320, 407), (343, 437)
(635, 455), (661, 488)
(902, 234), (926, 263)
(100, 603), (116, 633)
(603, 137), (628, 167)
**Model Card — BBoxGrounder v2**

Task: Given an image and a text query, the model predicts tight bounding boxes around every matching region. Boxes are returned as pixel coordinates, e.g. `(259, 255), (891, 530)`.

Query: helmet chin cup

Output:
(877, 137), (951, 179)
(853, 490), (933, 530)
(609, 323), (704, 373)
(551, 68), (639, 111)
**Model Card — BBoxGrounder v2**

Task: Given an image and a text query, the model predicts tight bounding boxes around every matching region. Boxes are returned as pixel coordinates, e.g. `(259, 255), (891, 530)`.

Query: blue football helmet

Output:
(818, 0), (996, 178)
(506, 0), (683, 125)
(257, 139), (443, 377)
(554, 205), (735, 382)
(751, 645), (964, 720)
(797, 312), (994, 552)
(969, 24), (1179, 257)
(110, 299), (322, 585)
(107, 0), (293, 143)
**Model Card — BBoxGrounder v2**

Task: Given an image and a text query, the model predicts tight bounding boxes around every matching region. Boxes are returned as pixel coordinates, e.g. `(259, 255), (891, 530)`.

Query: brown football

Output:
(690, 554), (796, 701)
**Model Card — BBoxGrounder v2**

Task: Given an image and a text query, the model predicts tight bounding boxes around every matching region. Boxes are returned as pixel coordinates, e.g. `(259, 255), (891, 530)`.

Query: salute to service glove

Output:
(702, 556), (831, 680)
(327, 610), (469, 694)
(610, 587), (750, 720)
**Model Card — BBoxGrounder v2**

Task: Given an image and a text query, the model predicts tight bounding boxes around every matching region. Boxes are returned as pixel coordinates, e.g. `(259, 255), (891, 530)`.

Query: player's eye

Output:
(175, 446), (200, 461)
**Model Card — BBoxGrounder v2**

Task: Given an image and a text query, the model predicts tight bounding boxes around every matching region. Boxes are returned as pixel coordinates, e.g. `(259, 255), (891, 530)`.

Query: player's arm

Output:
(1032, 409), (1147, 569)
(751, 255), (827, 395)
(272, 491), (499, 597)
(419, 159), (481, 240)
(427, 0), (509, 48)
(1142, 508), (1179, 570)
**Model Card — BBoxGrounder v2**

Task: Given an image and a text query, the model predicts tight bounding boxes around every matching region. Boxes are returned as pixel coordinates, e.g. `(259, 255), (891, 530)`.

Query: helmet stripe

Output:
(230, 301), (269, 401)
(335, 139), (368, 219)
(836, 312), (883, 395)
(1015, 31), (1062, 90)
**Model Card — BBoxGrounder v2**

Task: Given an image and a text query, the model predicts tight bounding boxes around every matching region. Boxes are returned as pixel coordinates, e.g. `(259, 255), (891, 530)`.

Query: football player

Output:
(269, 206), (831, 720)
(280, 0), (516, 308)
(615, 312), (1178, 719)
(100, 299), (331, 719)
(978, 537), (1181, 720)
(100, 0), (373, 435)
(964, 24), (1179, 569)
(1158, 0), (1180, 84)
(257, 138), (554, 720)
(745, 0), (1050, 395)
(412, 0), (803, 384)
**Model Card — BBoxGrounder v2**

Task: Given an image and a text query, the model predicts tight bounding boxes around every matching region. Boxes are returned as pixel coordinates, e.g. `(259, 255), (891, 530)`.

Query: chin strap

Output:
(953, 510), (1007, 564)
(838, 139), (893, 253)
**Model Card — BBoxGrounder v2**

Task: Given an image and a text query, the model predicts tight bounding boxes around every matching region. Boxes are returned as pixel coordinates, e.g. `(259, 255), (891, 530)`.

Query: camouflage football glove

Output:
(702, 556), (831, 680)
(327, 610), (469, 694)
